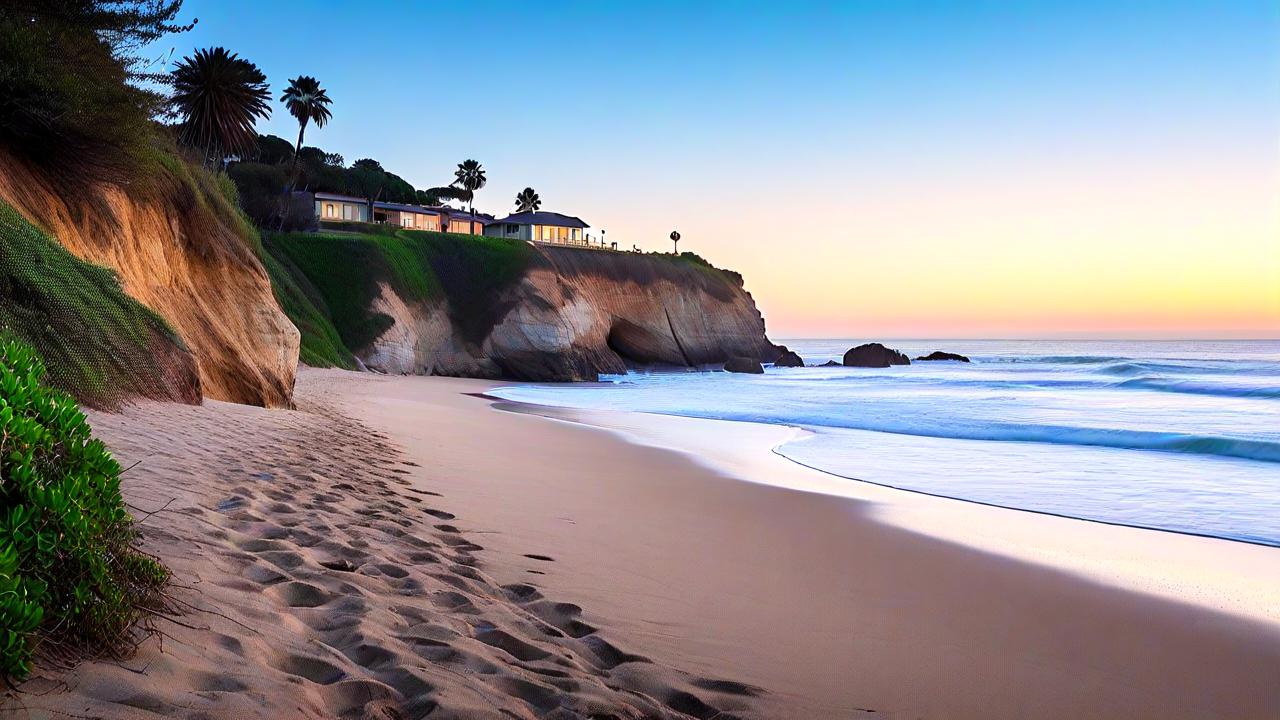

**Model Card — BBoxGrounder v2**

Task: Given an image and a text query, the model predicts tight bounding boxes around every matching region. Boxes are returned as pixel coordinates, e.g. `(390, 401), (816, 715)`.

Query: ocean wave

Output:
(1115, 377), (1280, 399)
(793, 371), (1279, 400)
(985, 356), (1280, 376)
(1095, 361), (1149, 377)
(772, 417), (1280, 464)
(987, 355), (1115, 364)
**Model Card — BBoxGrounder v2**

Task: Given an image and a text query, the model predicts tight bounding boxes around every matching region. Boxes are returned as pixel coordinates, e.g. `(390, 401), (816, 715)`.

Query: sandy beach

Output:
(7, 368), (1279, 719)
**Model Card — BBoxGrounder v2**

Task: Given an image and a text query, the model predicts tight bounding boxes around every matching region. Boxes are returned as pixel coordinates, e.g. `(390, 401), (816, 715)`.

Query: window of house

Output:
(342, 204), (353, 220)
(507, 224), (518, 234)
(325, 203), (336, 218)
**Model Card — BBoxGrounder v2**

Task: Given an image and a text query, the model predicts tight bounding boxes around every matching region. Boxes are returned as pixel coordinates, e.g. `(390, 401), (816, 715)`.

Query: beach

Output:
(10, 368), (1280, 719)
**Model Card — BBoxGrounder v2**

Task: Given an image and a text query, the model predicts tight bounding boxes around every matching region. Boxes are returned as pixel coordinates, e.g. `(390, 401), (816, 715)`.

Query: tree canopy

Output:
(171, 47), (271, 166)
(0, 0), (194, 183)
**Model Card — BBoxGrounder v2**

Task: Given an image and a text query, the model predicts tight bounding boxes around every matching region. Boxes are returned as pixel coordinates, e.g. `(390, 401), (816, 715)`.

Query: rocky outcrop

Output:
(0, 152), (299, 407)
(916, 351), (970, 362)
(359, 246), (778, 381)
(724, 357), (764, 374)
(772, 345), (805, 367)
(843, 343), (911, 368)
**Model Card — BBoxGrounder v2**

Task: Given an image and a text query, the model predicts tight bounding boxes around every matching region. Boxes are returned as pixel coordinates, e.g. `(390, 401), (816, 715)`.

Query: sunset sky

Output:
(156, 1), (1279, 338)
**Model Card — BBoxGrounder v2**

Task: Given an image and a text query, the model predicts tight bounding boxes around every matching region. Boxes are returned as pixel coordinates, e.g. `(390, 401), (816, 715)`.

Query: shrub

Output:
(0, 2), (187, 191)
(227, 161), (288, 226)
(0, 336), (167, 678)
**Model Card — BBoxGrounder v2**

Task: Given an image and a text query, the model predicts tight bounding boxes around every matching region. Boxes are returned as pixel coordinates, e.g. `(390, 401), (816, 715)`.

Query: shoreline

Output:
(498, 394), (1280, 550)
(486, 393), (1280, 626)
(331, 371), (1280, 718)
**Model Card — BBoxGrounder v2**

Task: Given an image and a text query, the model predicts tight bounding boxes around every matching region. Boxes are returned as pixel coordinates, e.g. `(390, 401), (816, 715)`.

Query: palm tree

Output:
(453, 159), (487, 234)
(281, 76), (333, 190)
(171, 47), (271, 168)
(515, 187), (541, 213)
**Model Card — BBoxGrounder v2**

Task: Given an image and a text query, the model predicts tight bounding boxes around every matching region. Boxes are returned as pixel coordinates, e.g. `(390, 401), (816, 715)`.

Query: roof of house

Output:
(314, 191), (366, 203)
(373, 201), (440, 215)
(492, 211), (589, 229)
(439, 209), (494, 224)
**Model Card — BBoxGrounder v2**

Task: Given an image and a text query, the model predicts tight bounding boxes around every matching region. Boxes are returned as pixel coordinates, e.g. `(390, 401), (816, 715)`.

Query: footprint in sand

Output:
(272, 581), (338, 608)
(272, 653), (345, 685)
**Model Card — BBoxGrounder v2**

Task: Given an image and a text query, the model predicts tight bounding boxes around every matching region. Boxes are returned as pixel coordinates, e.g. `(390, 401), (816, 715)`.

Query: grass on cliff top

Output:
(0, 199), (190, 408)
(261, 229), (534, 366)
(0, 335), (169, 679)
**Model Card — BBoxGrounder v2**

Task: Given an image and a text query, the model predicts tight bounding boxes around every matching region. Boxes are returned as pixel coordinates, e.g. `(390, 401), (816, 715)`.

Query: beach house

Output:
(484, 211), (590, 245)
(314, 192), (369, 223)
(372, 202), (441, 231)
(312, 193), (490, 235)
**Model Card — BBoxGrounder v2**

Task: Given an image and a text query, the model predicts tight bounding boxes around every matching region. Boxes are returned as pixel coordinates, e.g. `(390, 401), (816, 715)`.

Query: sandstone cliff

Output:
(0, 153), (299, 407)
(367, 246), (777, 379)
(266, 231), (778, 381)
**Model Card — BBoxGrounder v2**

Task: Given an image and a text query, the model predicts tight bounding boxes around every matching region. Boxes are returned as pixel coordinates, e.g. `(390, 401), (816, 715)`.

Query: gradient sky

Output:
(152, 1), (1279, 338)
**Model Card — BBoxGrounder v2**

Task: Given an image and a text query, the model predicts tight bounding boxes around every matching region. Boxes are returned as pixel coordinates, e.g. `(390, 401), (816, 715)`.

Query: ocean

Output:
(489, 340), (1280, 547)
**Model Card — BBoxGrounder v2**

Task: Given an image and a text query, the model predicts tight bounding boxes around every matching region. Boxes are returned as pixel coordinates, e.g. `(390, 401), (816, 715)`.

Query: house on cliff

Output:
(315, 192), (369, 223)
(484, 211), (590, 246)
(312, 192), (488, 234)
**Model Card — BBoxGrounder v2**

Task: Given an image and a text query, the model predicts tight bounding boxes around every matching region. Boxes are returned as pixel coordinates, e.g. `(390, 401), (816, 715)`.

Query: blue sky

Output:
(151, 1), (1279, 337)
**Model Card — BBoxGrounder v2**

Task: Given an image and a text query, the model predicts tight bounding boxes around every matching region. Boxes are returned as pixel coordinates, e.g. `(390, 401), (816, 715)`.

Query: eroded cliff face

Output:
(359, 245), (778, 380)
(0, 154), (299, 407)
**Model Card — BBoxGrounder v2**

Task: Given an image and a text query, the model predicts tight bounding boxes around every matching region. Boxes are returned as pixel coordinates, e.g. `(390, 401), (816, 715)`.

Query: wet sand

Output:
(335, 371), (1280, 719)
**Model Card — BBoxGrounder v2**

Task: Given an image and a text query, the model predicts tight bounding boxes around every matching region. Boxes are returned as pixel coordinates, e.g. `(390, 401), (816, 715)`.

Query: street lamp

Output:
(670, 230), (681, 254)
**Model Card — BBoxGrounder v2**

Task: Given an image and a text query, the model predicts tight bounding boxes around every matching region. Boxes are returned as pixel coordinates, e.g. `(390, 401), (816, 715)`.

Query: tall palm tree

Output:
(453, 159), (487, 234)
(281, 75), (333, 190)
(515, 187), (541, 213)
(171, 47), (271, 168)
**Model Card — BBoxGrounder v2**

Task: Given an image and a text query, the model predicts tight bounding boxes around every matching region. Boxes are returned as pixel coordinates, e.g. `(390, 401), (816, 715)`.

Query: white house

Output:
(314, 192), (369, 223)
(484, 211), (589, 245)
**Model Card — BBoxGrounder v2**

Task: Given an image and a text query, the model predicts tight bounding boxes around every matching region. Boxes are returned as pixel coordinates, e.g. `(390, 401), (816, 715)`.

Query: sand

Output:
(4, 368), (1278, 719)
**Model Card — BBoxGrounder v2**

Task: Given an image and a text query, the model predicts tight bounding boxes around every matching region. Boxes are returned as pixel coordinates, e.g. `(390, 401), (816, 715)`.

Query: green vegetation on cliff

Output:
(0, 336), (168, 678)
(261, 229), (534, 367)
(0, 200), (196, 409)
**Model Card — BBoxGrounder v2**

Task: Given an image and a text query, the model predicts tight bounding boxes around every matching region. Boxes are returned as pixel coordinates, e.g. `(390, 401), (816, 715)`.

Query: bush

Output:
(0, 2), (184, 191)
(0, 336), (167, 678)
(227, 161), (287, 226)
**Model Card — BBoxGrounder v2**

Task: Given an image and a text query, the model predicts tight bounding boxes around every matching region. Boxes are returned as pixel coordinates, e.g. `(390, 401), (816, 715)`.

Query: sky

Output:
(150, 1), (1279, 338)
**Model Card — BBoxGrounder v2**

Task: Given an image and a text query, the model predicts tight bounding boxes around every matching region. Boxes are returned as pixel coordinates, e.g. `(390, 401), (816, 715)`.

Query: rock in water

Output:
(773, 345), (805, 367)
(724, 357), (765, 374)
(842, 343), (911, 368)
(915, 350), (970, 362)
(819, 360), (842, 367)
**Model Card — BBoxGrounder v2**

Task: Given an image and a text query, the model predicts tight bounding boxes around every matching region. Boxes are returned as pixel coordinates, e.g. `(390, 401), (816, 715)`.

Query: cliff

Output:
(0, 152), (299, 408)
(0, 145), (774, 407)
(264, 229), (778, 381)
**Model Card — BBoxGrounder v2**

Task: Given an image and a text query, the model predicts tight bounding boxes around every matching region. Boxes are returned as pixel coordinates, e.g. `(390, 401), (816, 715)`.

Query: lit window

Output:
(325, 203), (336, 218)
